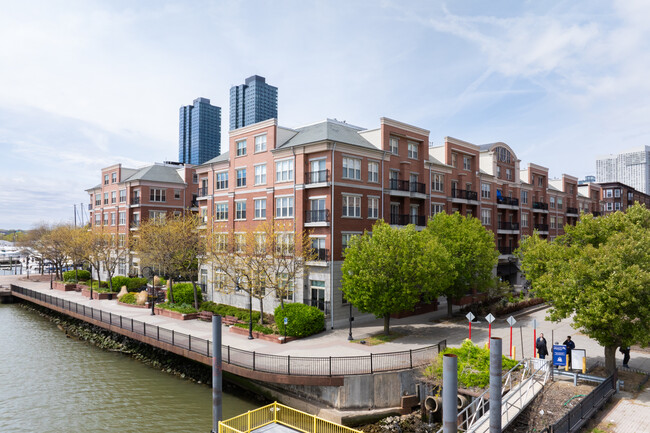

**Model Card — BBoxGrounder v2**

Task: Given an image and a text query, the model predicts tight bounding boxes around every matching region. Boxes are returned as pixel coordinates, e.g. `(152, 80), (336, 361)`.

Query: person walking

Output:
(563, 336), (575, 368)
(620, 346), (631, 368)
(536, 333), (548, 359)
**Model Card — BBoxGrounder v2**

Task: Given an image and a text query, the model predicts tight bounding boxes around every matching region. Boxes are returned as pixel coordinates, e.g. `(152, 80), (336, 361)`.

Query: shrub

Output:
(120, 293), (137, 305)
(233, 322), (274, 335)
(170, 283), (203, 305)
(91, 280), (109, 289)
(274, 303), (324, 338)
(111, 276), (131, 291)
(157, 302), (197, 314)
(63, 270), (91, 282)
(199, 301), (261, 323)
(127, 277), (148, 291)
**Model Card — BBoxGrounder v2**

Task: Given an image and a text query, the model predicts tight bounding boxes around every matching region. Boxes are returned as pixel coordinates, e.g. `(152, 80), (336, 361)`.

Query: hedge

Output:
(274, 303), (324, 338)
(119, 293), (137, 304)
(63, 270), (91, 282)
(156, 302), (197, 314)
(199, 301), (261, 323)
(170, 283), (203, 305)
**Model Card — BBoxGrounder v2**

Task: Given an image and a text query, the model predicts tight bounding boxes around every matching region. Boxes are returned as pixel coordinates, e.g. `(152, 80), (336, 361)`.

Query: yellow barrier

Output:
(219, 402), (361, 433)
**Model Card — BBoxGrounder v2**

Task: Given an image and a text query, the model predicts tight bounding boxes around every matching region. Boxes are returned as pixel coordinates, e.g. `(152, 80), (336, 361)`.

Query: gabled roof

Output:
(202, 151), (230, 165)
(278, 119), (377, 150)
(123, 164), (185, 184)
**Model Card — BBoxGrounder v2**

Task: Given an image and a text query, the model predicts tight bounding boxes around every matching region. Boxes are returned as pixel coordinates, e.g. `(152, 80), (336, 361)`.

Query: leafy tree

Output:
(82, 229), (129, 291)
(62, 226), (88, 281)
(341, 221), (453, 335)
(519, 204), (650, 373)
(32, 224), (69, 280)
(425, 212), (499, 317)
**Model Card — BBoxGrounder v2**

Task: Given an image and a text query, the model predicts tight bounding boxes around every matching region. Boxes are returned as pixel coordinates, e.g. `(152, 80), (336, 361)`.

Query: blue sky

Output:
(1, 0), (648, 229)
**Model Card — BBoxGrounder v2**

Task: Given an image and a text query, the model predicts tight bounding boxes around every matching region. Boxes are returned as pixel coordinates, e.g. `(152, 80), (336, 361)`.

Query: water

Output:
(0, 303), (258, 433)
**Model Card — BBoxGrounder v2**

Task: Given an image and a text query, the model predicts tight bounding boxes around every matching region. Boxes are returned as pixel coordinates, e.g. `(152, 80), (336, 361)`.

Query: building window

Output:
(118, 211), (126, 225)
(132, 213), (140, 227)
(111, 172), (117, 183)
(149, 210), (165, 222)
(276, 196), (294, 218)
(275, 159), (294, 182)
(235, 200), (246, 220)
(606, 202), (613, 211)
(550, 197), (555, 208)
(236, 168), (246, 187)
(614, 202), (621, 210)
(201, 207), (208, 222)
(390, 137), (399, 155)
(481, 209), (491, 225)
(254, 198), (266, 219)
(558, 216), (563, 227)
(614, 189), (621, 198)
(538, 176), (544, 187)
(119, 189), (127, 203)
(192, 173), (198, 184)
(215, 203), (228, 221)
(605, 189), (612, 198)
(214, 271), (227, 292)
(410, 173), (419, 188)
(236, 139), (247, 156)
(235, 234), (245, 253)
(463, 156), (471, 170)
(550, 216), (556, 228)
(111, 191), (116, 204)
(497, 166), (501, 178)
(408, 141), (419, 159)
(95, 195), (101, 206)
(521, 212), (529, 228)
(215, 172), (228, 190)
(431, 203), (444, 215)
(254, 134), (267, 153)
(95, 214), (101, 226)
(368, 197), (379, 219)
(481, 183), (491, 199)
(450, 152), (457, 168)
(342, 195), (361, 218)
(118, 234), (126, 248)
(506, 168), (512, 181)
(110, 212), (116, 226)
(342, 232), (361, 254)
(174, 189), (181, 200)
(254, 164), (267, 185)
(521, 190), (529, 205)
(557, 197), (563, 210)
(431, 174), (444, 192)
(104, 174), (109, 185)
(368, 161), (379, 183)
(342, 157), (361, 180)
(150, 188), (166, 202)
(103, 213), (109, 225)
(277, 273), (294, 301)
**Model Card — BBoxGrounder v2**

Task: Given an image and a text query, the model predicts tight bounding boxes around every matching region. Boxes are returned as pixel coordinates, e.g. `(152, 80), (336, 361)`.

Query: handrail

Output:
(10, 285), (445, 378)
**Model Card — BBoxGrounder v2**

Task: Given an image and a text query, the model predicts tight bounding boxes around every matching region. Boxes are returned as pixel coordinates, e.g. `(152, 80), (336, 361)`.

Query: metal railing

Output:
(452, 189), (478, 201)
(219, 402), (361, 433)
(198, 187), (209, 196)
(534, 223), (549, 231)
(533, 201), (548, 210)
(305, 209), (330, 223)
(11, 285), (446, 377)
(499, 246), (514, 255)
(311, 248), (329, 262)
(390, 214), (426, 226)
(497, 196), (519, 206)
(305, 170), (329, 184)
(566, 207), (579, 215)
(388, 179), (426, 194)
(131, 197), (140, 205)
(498, 222), (520, 230)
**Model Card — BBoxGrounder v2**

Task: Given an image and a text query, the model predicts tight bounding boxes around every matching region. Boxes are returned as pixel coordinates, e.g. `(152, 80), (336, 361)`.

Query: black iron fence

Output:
(11, 285), (446, 377)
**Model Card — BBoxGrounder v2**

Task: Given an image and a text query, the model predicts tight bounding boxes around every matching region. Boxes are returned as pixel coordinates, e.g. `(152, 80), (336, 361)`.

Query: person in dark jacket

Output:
(563, 336), (575, 367)
(620, 346), (631, 368)
(536, 333), (548, 359)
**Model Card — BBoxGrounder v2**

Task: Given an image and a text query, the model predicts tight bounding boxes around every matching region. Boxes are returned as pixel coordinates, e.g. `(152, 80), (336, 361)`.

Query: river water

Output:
(0, 303), (257, 433)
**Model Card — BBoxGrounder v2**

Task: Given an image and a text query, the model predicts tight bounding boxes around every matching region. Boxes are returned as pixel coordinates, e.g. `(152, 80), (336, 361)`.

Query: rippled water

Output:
(0, 303), (257, 433)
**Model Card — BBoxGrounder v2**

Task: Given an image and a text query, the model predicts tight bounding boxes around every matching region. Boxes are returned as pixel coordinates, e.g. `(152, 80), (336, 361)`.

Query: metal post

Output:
(442, 354), (458, 433)
(212, 315), (223, 433)
(248, 292), (253, 340)
(489, 337), (503, 433)
(50, 273), (53, 290)
(348, 303), (353, 341)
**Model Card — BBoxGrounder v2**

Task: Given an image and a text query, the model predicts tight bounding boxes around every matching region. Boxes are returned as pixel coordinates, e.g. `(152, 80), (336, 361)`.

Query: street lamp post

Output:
(348, 303), (354, 341)
(87, 261), (93, 300)
(50, 272), (53, 290)
(248, 290), (254, 340)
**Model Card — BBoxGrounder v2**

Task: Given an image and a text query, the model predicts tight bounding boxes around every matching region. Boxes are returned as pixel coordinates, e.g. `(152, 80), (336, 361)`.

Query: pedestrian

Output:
(620, 346), (631, 368)
(536, 333), (548, 359)
(563, 336), (575, 367)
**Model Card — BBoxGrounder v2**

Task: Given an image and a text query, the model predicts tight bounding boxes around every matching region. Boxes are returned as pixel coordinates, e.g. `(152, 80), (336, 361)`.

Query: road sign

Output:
(466, 312), (475, 322)
(553, 345), (567, 366)
(507, 316), (516, 327)
(485, 313), (495, 324)
(283, 317), (288, 325)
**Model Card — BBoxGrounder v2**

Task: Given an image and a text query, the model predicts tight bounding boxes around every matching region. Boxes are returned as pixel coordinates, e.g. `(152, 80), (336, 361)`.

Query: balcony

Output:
(131, 197), (140, 205)
(312, 248), (329, 262)
(498, 222), (520, 231)
(390, 214), (426, 226)
(388, 179), (427, 197)
(498, 246), (515, 255)
(198, 187), (209, 197)
(305, 209), (330, 226)
(566, 207), (579, 215)
(534, 223), (549, 232)
(532, 201), (548, 212)
(497, 196), (519, 207)
(592, 211), (602, 217)
(305, 170), (329, 185)
(451, 188), (478, 201)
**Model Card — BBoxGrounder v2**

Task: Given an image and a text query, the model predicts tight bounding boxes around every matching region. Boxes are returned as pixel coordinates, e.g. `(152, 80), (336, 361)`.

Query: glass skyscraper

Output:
(229, 75), (278, 130)
(179, 97), (221, 165)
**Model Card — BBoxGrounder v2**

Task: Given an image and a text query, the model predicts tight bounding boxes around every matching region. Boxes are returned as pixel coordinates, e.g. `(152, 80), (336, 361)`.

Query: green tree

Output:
(425, 212), (499, 317)
(518, 204), (650, 373)
(341, 221), (452, 335)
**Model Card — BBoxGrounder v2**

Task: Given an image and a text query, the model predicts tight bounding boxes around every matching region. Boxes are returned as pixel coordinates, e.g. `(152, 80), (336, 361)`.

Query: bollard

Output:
(442, 354), (458, 433)
(565, 355), (569, 372)
(490, 337), (503, 433)
(582, 357), (586, 374)
(212, 315), (222, 433)
(512, 346), (516, 360)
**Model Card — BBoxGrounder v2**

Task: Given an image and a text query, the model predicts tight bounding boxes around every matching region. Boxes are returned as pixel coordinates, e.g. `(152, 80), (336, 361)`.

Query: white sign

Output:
(466, 312), (475, 322)
(283, 317), (288, 325)
(507, 316), (516, 327)
(485, 313), (495, 324)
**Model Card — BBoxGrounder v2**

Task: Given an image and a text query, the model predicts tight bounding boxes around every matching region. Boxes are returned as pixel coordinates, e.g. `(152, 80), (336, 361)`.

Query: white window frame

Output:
(254, 134), (267, 153)
(521, 190), (529, 205)
(215, 171), (228, 190)
(342, 157), (361, 180)
(342, 194), (361, 218)
(275, 196), (294, 218)
(431, 173), (444, 192)
(481, 209), (491, 226)
(521, 212), (529, 228)
(118, 211), (126, 226)
(235, 200), (247, 220)
(236, 139), (247, 156)
(463, 156), (471, 170)
(275, 159), (294, 182)
(389, 137), (399, 155)
(368, 196), (379, 219)
(408, 141), (419, 159)
(431, 203), (444, 216)
(236, 168), (246, 187)
(481, 183), (491, 199)
(215, 202), (228, 221)
(150, 188), (166, 202)
(254, 164), (267, 185)
(368, 161), (379, 183)
(254, 198), (266, 219)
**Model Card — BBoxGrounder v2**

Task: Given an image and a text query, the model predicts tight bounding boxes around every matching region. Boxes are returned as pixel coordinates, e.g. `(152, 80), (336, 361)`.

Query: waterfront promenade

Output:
(3, 274), (649, 373)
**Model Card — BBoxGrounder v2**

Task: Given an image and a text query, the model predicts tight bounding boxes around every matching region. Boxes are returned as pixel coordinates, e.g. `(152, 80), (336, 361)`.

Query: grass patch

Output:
(351, 331), (404, 345)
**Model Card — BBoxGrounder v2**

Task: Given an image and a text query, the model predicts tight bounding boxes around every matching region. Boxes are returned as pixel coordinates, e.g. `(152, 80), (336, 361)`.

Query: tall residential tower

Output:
(596, 146), (650, 194)
(179, 97), (221, 165)
(229, 75), (278, 130)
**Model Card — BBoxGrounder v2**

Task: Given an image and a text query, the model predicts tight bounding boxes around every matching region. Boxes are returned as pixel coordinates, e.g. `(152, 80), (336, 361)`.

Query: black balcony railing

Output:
(592, 211), (602, 217)
(305, 209), (330, 223)
(410, 181), (426, 194)
(305, 170), (329, 184)
(198, 187), (209, 196)
(534, 223), (549, 231)
(131, 197), (140, 205)
(390, 214), (426, 226)
(389, 179), (409, 192)
(498, 222), (520, 230)
(312, 248), (329, 262)
(567, 207), (579, 214)
(533, 201), (548, 210)
(452, 189), (478, 201)
(190, 201), (198, 208)
(499, 246), (515, 255)
(497, 196), (519, 206)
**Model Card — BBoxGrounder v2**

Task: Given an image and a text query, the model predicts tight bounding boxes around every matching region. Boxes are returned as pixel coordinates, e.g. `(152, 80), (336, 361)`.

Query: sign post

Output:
(466, 312), (475, 340)
(506, 316), (517, 358)
(532, 319), (537, 358)
(283, 317), (288, 342)
(485, 313), (495, 348)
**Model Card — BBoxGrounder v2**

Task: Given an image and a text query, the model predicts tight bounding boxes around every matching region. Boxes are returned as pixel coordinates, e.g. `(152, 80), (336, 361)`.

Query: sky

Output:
(1, 0), (649, 229)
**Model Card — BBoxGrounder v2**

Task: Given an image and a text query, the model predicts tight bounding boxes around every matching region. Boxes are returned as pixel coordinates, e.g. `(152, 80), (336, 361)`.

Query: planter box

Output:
(76, 284), (89, 292)
(154, 307), (198, 321)
(117, 300), (149, 309)
(229, 325), (296, 344)
(53, 281), (77, 292)
(81, 288), (115, 300)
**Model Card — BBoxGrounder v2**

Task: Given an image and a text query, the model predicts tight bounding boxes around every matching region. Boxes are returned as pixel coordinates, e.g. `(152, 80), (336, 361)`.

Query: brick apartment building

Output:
(191, 117), (602, 326)
(86, 162), (199, 276)
(597, 181), (650, 214)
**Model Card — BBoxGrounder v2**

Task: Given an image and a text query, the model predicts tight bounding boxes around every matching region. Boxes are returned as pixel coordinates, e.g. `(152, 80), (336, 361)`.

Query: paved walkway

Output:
(592, 387), (650, 433)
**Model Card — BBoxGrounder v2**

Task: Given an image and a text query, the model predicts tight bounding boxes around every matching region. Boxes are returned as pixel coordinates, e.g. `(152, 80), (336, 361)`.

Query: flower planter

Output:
(153, 307), (198, 320)
(76, 284), (89, 292)
(228, 325), (297, 344)
(53, 281), (77, 292)
(117, 300), (149, 308)
(81, 288), (115, 300)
